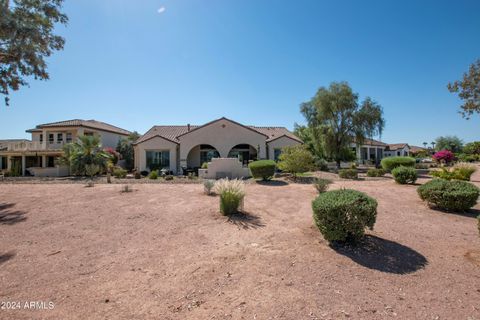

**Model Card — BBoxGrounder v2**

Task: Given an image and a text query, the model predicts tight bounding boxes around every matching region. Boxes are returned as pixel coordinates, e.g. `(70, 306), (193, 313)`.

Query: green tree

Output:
(116, 131), (140, 171)
(277, 145), (314, 181)
(434, 135), (464, 153)
(0, 0), (68, 106)
(300, 82), (385, 169)
(463, 141), (480, 155)
(61, 135), (112, 176)
(448, 59), (480, 119)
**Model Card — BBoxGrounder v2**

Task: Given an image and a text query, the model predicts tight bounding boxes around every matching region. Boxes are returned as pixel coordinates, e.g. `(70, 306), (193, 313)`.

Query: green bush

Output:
(366, 168), (386, 177)
(148, 170), (158, 180)
(312, 189), (377, 243)
(431, 163), (476, 181)
(314, 178), (332, 193)
(201, 162), (208, 169)
(249, 160), (276, 181)
(203, 179), (215, 195)
(392, 166), (417, 184)
(417, 179), (479, 211)
(381, 157), (416, 171)
(214, 179), (246, 215)
(113, 168), (127, 179)
(338, 169), (358, 179)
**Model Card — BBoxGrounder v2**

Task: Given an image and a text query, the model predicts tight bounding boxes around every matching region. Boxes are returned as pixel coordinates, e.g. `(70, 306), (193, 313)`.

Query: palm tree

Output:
(423, 142), (428, 148)
(431, 141), (436, 150)
(63, 135), (112, 176)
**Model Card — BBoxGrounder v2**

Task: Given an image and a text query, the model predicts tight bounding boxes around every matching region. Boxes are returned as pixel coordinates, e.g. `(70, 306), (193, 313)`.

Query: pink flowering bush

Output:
(104, 147), (120, 164)
(433, 150), (455, 164)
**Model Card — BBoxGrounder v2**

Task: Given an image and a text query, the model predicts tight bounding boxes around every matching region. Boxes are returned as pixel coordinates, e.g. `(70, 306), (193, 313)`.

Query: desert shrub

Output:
(113, 167), (127, 179)
(338, 168), (358, 179)
(85, 164), (100, 178)
(85, 181), (94, 188)
(203, 179), (215, 195)
(366, 168), (386, 177)
(312, 189), (377, 243)
(392, 166), (417, 184)
(381, 157), (415, 171)
(249, 160), (276, 181)
(148, 170), (158, 180)
(417, 179), (479, 211)
(314, 178), (332, 193)
(431, 163), (476, 181)
(214, 179), (245, 215)
(201, 162), (208, 169)
(315, 157), (330, 172)
(134, 172), (141, 179)
(277, 145), (314, 180)
(165, 175), (174, 180)
(433, 150), (455, 164)
(456, 153), (479, 163)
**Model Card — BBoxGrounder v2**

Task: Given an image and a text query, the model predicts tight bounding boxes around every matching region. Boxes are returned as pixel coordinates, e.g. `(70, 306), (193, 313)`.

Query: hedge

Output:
(381, 157), (416, 171)
(249, 160), (276, 181)
(312, 189), (377, 243)
(392, 166), (418, 184)
(417, 179), (479, 211)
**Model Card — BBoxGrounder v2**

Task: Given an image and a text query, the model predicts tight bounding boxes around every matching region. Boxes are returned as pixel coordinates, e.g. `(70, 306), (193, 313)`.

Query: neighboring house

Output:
(133, 117), (302, 176)
(351, 138), (388, 165)
(409, 145), (428, 156)
(384, 143), (411, 157)
(0, 119), (131, 176)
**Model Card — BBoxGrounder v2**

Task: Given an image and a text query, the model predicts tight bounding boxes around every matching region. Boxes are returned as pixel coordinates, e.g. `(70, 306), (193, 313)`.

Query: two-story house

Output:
(0, 119), (131, 176)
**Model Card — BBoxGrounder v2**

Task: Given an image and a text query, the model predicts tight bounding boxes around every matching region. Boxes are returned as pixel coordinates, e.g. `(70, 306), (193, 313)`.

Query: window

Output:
(146, 150), (170, 171)
(39, 134), (43, 143)
(57, 133), (63, 143)
(274, 148), (282, 161)
(199, 145), (220, 165)
(397, 151), (400, 156)
(66, 133), (72, 143)
(48, 134), (54, 144)
(47, 156), (56, 167)
(1, 156), (7, 170)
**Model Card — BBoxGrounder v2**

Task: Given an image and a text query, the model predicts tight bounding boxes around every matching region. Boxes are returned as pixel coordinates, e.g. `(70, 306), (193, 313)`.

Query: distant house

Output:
(409, 145), (428, 156)
(133, 117), (302, 176)
(0, 119), (131, 176)
(351, 138), (388, 165)
(384, 143), (411, 157)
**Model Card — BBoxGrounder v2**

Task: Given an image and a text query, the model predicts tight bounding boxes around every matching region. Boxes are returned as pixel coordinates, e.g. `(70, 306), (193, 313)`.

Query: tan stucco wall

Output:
(267, 136), (301, 160)
(134, 136), (178, 173)
(178, 119), (267, 168)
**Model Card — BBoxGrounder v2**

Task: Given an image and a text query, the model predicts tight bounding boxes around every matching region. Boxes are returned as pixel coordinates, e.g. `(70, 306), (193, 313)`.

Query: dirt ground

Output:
(1, 171), (480, 319)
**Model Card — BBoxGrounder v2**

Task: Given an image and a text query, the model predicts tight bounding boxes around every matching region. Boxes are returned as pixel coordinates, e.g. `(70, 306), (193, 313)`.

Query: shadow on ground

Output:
(0, 203), (27, 225)
(331, 235), (428, 274)
(255, 180), (289, 187)
(0, 251), (15, 265)
(227, 211), (265, 230)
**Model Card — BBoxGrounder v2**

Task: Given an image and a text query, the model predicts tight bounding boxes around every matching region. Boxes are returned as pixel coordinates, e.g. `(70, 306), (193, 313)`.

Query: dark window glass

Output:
(274, 148), (282, 161)
(146, 151), (170, 171)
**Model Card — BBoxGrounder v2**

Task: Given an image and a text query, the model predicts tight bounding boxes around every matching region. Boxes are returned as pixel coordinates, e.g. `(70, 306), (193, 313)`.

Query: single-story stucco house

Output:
(133, 117), (303, 177)
(0, 119), (131, 176)
(384, 143), (411, 157)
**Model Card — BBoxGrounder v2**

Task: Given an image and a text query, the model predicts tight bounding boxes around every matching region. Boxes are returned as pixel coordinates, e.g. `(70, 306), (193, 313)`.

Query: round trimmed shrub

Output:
(392, 166), (418, 184)
(249, 160), (276, 181)
(338, 168), (358, 179)
(312, 189), (377, 243)
(381, 157), (415, 172)
(417, 179), (479, 211)
(367, 168), (386, 177)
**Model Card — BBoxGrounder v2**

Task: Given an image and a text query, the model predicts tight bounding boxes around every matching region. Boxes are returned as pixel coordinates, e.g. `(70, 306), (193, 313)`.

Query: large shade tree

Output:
(300, 82), (385, 169)
(447, 59), (480, 119)
(0, 0), (68, 106)
(434, 135), (464, 153)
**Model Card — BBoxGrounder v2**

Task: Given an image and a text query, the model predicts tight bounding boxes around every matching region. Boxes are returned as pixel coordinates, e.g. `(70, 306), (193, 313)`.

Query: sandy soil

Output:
(0, 172), (479, 319)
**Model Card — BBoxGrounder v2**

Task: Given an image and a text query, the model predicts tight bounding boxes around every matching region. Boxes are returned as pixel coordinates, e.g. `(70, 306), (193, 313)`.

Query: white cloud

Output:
(157, 6), (166, 14)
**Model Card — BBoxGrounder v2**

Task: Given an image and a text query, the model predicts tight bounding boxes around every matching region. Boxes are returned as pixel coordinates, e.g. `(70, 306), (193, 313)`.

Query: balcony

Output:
(1, 141), (66, 152)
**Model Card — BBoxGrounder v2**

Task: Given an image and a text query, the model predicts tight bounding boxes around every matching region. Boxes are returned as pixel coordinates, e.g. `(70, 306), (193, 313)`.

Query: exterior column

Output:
(42, 155), (47, 168)
(0, 156), (2, 170)
(367, 147), (371, 160)
(7, 156), (11, 171)
(21, 155), (26, 176)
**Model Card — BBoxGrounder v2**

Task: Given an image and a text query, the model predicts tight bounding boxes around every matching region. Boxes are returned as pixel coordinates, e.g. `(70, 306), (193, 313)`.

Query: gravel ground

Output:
(0, 169), (479, 319)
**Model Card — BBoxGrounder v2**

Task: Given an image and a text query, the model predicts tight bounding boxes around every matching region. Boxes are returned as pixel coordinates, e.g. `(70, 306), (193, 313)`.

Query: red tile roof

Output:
(26, 119), (131, 135)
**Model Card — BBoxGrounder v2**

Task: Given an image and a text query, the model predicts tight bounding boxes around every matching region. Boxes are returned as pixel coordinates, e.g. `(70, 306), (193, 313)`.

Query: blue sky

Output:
(1, 0), (479, 146)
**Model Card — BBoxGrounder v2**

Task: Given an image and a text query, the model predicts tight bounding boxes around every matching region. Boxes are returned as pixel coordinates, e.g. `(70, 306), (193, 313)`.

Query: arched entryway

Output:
(227, 144), (258, 166)
(186, 144), (220, 168)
